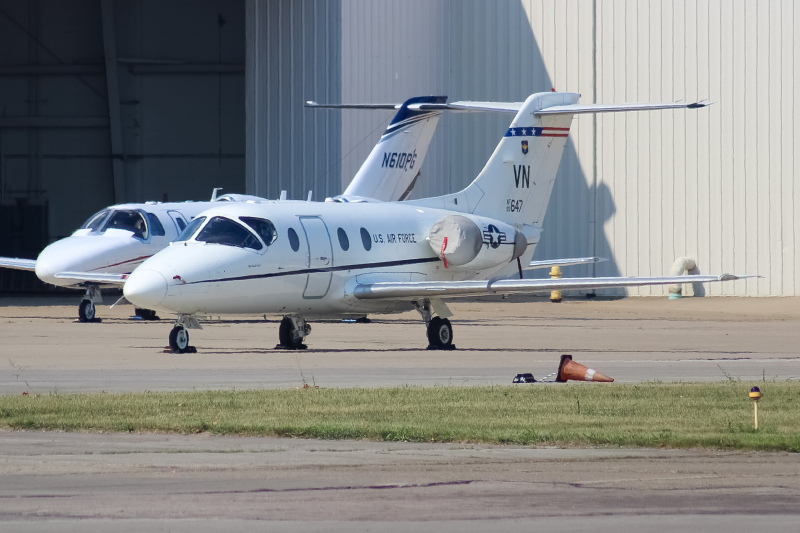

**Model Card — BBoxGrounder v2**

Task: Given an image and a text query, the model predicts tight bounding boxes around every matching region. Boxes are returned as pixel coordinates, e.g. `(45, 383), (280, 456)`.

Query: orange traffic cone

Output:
(556, 354), (614, 383)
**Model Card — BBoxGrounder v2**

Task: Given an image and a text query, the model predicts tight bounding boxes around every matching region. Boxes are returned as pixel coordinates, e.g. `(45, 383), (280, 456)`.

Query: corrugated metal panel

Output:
(585, 0), (798, 296)
(246, 0), (341, 201)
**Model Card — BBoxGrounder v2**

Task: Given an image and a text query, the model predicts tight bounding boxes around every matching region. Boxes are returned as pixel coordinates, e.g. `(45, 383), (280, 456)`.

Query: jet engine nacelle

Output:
(428, 214), (527, 271)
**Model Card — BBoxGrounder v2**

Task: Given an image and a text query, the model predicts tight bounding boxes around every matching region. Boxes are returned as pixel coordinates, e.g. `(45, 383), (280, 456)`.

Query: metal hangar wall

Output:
(0, 0), (246, 290)
(246, 0), (799, 296)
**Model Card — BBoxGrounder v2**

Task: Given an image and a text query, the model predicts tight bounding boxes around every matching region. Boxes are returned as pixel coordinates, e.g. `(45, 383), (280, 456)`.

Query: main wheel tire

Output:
(78, 299), (95, 322)
(278, 316), (304, 349)
(427, 317), (453, 348)
(168, 325), (190, 353)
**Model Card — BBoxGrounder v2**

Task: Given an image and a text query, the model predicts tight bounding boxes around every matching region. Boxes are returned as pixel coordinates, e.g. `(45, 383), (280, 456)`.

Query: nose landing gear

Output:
(168, 314), (200, 353)
(78, 286), (102, 323)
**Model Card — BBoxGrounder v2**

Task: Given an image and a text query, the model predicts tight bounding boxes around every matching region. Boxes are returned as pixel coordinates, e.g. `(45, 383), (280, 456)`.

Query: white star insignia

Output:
(510, 129), (516, 136)
(521, 128), (527, 135)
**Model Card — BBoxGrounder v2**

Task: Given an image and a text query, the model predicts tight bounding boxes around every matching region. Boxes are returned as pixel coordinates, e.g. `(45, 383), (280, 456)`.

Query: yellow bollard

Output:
(550, 266), (562, 303)
(749, 386), (763, 429)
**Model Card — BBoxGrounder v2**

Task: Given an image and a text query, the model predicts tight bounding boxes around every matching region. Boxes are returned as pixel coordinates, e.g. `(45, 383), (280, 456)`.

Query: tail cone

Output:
(556, 354), (614, 383)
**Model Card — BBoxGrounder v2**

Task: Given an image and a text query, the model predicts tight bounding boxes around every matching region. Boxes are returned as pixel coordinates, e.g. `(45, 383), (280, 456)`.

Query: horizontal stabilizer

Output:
(0, 257), (37, 271)
(535, 101), (709, 115)
(353, 274), (753, 300)
(306, 99), (709, 116)
(306, 100), (525, 114)
(528, 257), (607, 269)
(305, 101), (400, 110)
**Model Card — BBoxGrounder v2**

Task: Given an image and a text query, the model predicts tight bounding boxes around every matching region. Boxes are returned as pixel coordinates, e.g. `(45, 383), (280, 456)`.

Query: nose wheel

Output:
(168, 325), (191, 353)
(78, 286), (103, 323)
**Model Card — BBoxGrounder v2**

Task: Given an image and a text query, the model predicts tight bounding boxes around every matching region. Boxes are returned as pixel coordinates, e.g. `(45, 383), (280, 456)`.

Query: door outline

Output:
(167, 210), (189, 237)
(299, 216), (333, 299)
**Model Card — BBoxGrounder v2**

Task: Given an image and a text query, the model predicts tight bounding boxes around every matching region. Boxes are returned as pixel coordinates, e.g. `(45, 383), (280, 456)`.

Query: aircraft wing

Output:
(528, 257), (606, 269)
(0, 257), (37, 271)
(353, 274), (750, 300)
(53, 271), (128, 286)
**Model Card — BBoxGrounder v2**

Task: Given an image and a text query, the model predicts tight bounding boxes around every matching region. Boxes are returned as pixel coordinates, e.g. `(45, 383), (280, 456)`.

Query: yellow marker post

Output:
(749, 386), (763, 429)
(550, 266), (562, 303)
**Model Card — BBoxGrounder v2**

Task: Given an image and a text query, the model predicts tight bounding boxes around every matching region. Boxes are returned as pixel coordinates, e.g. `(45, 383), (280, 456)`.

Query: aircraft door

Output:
(299, 216), (333, 299)
(167, 210), (189, 237)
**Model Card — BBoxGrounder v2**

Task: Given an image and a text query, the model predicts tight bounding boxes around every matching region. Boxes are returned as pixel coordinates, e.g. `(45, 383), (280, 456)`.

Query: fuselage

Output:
(123, 201), (539, 318)
(34, 196), (260, 288)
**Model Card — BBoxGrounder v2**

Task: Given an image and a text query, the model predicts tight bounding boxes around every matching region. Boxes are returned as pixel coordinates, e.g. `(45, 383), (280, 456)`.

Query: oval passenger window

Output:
(360, 228), (371, 251)
(288, 228), (300, 252)
(337, 228), (349, 251)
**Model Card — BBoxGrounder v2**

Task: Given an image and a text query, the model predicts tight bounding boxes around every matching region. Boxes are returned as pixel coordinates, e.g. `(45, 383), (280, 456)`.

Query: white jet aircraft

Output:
(87, 91), (749, 352)
(0, 95), (448, 322)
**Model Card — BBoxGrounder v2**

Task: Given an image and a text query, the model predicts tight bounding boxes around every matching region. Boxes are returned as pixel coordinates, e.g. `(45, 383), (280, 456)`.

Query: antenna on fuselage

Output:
(279, 190), (287, 201)
(211, 188), (223, 201)
(307, 191), (313, 202)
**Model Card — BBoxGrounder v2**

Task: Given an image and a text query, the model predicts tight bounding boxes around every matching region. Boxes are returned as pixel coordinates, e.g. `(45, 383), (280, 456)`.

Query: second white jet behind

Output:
(0, 95), (448, 322)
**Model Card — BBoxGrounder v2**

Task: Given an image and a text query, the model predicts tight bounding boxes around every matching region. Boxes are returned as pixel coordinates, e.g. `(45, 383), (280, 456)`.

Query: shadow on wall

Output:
(444, 0), (621, 287)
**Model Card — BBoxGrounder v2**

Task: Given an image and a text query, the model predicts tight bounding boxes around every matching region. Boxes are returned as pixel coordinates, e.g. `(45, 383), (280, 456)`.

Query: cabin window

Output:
(145, 212), (166, 237)
(360, 227), (372, 251)
(241, 217), (277, 246)
(175, 216), (206, 242)
(81, 209), (111, 231)
(196, 216), (262, 250)
(103, 210), (149, 240)
(337, 228), (349, 251)
(288, 228), (300, 252)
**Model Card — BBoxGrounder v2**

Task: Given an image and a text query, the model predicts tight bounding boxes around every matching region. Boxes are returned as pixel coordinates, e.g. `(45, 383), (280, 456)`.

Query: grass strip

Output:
(1, 382), (799, 451)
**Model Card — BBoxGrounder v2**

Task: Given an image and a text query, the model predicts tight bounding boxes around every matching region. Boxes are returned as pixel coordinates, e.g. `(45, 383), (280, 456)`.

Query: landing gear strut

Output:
(277, 316), (311, 350)
(414, 299), (455, 350)
(78, 286), (102, 323)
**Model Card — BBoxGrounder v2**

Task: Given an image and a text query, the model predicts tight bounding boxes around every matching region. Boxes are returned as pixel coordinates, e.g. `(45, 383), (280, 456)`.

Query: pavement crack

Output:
(195, 479), (476, 495)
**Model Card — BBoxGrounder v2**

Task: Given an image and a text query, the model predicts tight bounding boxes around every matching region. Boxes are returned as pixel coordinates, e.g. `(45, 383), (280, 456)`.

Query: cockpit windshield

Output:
(103, 210), (149, 240)
(80, 208), (149, 239)
(175, 216), (206, 242)
(195, 216), (263, 250)
(81, 209), (111, 231)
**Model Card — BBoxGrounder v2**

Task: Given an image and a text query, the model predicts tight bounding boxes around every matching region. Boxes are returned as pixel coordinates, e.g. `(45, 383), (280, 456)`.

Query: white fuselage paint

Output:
(126, 201), (536, 318)
(34, 198), (259, 289)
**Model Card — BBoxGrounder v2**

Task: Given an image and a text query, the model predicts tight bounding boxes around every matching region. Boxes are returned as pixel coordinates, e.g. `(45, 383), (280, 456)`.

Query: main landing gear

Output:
(168, 314), (201, 354)
(78, 286), (102, 323)
(415, 299), (455, 350)
(277, 315), (311, 350)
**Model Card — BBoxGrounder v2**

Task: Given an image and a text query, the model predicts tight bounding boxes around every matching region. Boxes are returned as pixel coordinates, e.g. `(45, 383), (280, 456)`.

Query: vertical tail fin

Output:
(340, 96), (446, 202)
(465, 92), (579, 227)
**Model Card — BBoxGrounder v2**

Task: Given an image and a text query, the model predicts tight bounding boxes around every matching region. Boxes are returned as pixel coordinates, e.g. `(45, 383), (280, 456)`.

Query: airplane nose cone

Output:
(124, 269), (168, 309)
